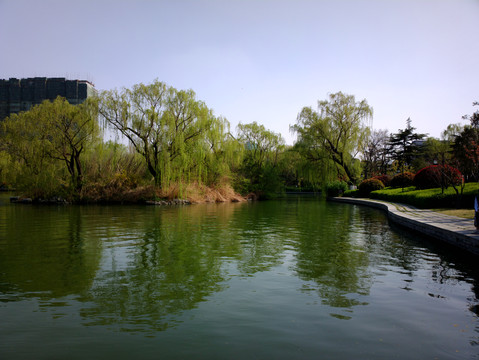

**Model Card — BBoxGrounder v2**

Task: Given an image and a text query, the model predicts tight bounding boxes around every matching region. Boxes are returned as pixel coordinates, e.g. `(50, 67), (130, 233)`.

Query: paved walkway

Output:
(330, 197), (479, 256)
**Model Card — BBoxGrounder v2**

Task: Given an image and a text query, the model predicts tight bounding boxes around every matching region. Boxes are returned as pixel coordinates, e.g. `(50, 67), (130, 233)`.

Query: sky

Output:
(1, 0), (478, 144)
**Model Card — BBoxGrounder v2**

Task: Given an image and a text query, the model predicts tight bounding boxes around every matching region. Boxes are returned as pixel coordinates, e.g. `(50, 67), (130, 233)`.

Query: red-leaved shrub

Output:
(414, 165), (462, 190)
(359, 178), (385, 196)
(373, 174), (391, 187)
(390, 172), (414, 188)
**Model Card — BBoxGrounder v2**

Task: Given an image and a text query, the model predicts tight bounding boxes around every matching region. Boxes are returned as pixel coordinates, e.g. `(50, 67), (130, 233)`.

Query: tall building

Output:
(0, 77), (96, 120)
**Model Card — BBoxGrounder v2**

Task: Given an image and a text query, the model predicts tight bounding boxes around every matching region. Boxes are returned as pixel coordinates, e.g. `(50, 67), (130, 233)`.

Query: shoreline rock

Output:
(10, 196), (32, 204)
(145, 199), (191, 206)
(10, 196), (69, 204)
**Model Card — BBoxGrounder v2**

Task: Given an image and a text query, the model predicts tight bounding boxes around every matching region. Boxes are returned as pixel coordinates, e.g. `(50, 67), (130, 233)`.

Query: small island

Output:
(1, 80), (478, 212)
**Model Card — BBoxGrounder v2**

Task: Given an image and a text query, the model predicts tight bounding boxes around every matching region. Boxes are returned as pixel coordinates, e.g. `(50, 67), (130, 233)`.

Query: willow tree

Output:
(292, 92), (373, 184)
(1, 110), (54, 195)
(237, 122), (284, 169)
(290, 140), (338, 188)
(199, 116), (243, 185)
(98, 80), (226, 187)
(42, 97), (100, 191)
(1, 97), (99, 194)
(236, 122), (285, 196)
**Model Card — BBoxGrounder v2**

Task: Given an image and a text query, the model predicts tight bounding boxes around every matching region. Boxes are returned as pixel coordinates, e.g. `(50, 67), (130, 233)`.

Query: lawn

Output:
(347, 182), (479, 210)
(432, 208), (475, 219)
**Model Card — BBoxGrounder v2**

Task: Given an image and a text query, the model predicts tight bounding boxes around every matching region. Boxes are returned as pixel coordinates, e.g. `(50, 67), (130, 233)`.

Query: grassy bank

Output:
(344, 182), (479, 210)
(11, 182), (246, 205)
(432, 208), (475, 219)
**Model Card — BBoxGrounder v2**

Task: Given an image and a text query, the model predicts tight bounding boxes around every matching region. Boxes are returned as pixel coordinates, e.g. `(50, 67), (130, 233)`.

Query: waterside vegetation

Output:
(0, 79), (478, 208)
(344, 183), (479, 210)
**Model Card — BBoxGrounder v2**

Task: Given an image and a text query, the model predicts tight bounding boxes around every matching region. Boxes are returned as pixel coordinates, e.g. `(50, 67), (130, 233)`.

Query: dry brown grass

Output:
(80, 183), (158, 203)
(80, 177), (245, 204)
(160, 181), (245, 203)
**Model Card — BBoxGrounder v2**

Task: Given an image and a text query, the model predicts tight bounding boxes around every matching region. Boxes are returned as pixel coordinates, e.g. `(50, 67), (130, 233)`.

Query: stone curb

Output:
(329, 197), (479, 256)
(145, 199), (191, 206)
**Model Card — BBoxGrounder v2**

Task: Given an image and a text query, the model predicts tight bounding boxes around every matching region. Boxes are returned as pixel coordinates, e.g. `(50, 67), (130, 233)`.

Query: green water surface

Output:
(0, 194), (477, 359)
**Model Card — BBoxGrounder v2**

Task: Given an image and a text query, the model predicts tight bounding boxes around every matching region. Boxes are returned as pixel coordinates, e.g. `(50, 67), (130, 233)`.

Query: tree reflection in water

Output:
(1, 195), (477, 347)
(0, 204), (101, 301)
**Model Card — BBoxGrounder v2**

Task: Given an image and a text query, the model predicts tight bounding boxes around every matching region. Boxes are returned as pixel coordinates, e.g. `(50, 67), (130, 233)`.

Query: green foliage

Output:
(424, 137), (451, 167)
(258, 163), (284, 199)
(80, 141), (151, 201)
(362, 129), (390, 178)
(370, 183), (479, 209)
(325, 180), (348, 197)
(277, 147), (303, 188)
(390, 172), (414, 188)
(202, 117), (243, 185)
(292, 92), (373, 184)
(453, 102), (479, 182)
(274, 145), (323, 191)
(235, 122), (285, 197)
(231, 175), (252, 196)
(289, 140), (337, 189)
(0, 97), (100, 199)
(358, 178), (384, 196)
(6, 81), (475, 204)
(0, 151), (10, 187)
(388, 119), (427, 173)
(453, 125), (479, 182)
(343, 189), (359, 198)
(1, 152), (65, 199)
(98, 79), (236, 189)
(237, 122), (284, 166)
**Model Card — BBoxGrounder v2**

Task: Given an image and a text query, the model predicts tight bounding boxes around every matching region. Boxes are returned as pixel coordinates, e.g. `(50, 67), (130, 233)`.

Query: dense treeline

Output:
(0, 80), (477, 203)
(359, 109), (479, 184)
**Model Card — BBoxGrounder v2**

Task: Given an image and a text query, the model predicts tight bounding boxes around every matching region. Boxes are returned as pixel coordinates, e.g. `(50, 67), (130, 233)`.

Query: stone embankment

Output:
(330, 197), (479, 256)
(9, 196), (246, 205)
(10, 196), (69, 204)
(145, 199), (191, 206)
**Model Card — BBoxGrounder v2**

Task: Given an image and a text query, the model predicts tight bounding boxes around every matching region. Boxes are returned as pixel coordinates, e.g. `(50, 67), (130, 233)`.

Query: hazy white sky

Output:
(1, 0), (478, 144)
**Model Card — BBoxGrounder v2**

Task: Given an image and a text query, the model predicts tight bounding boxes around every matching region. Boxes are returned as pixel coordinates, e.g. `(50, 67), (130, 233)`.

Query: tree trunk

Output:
(74, 151), (83, 192)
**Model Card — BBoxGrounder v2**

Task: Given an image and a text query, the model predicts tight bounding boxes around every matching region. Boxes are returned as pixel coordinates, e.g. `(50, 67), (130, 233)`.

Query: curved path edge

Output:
(329, 197), (479, 256)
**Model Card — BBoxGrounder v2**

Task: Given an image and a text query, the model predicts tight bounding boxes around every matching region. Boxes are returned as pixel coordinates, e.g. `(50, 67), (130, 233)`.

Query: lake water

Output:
(0, 193), (478, 359)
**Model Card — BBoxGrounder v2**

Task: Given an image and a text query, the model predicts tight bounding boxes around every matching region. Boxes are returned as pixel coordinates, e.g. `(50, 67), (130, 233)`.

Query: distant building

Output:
(411, 139), (426, 147)
(0, 77), (96, 120)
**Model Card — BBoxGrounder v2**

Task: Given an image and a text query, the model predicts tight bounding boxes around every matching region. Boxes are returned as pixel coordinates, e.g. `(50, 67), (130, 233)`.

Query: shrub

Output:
(390, 172), (414, 188)
(440, 165), (463, 188)
(325, 180), (348, 197)
(414, 165), (462, 190)
(372, 174), (391, 187)
(343, 189), (359, 198)
(358, 178), (385, 196)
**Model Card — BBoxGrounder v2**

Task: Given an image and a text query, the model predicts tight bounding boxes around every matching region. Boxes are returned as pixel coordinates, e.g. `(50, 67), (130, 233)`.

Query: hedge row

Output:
(325, 181), (348, 197)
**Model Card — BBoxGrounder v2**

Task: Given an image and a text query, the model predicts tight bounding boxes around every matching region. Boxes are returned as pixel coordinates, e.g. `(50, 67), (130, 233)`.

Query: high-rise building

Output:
(0, 77), (96, 120)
